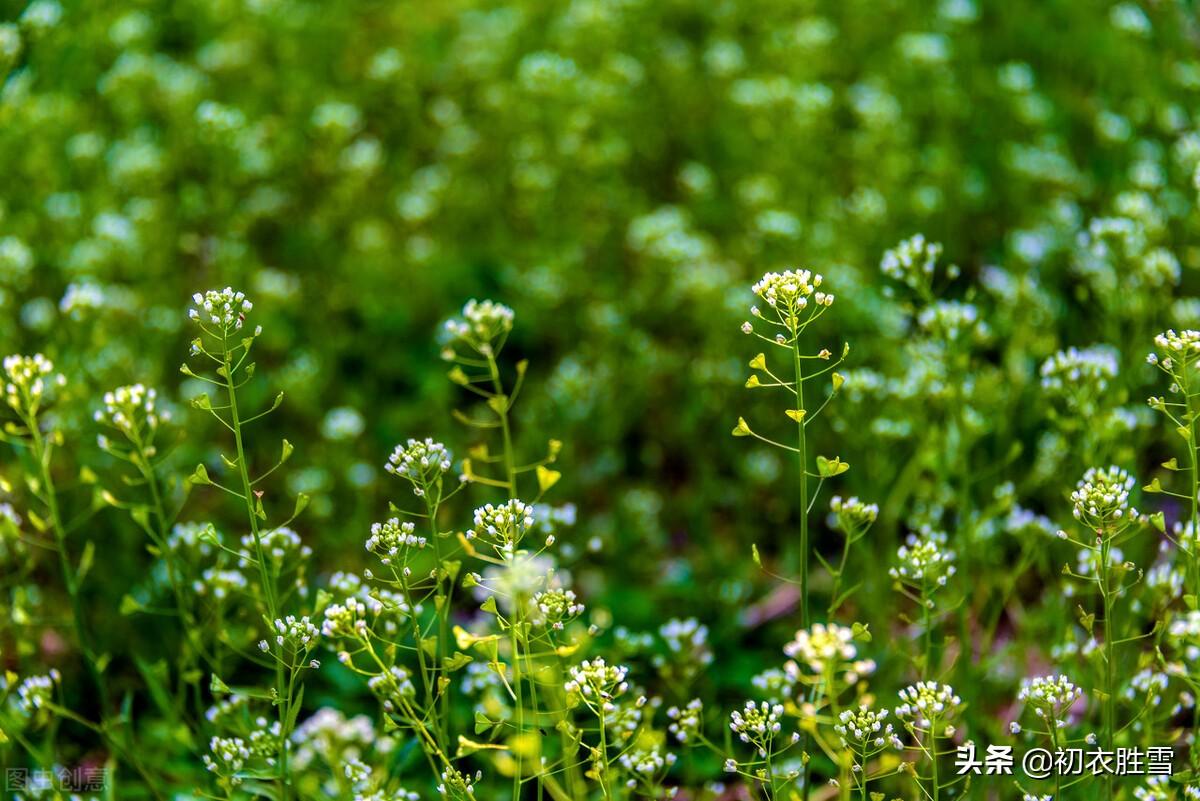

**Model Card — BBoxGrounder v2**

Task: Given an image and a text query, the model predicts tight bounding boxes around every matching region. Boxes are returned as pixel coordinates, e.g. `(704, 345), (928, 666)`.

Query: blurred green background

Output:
(3, 0), (1200, 790)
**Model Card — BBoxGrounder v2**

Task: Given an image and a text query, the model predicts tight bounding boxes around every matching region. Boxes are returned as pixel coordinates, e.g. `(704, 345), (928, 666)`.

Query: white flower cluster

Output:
(830, 495), (879, 531)
(917, 300), (987, 342)
(880, 233), (946, 292)
(195, 568), (247, 599)
(1040, 345), (1118, 396)
(565, 657), (630, 706)
(189, 287), (254, 332)
(443, 299), (514, 350)
(3, 353), (65, 414)
(1167, 610), (1200, 660)
(667, 698), (703, 743)
(203, 736), (250, 783)
(1148, 328), (1200, 370)
(618, 745), (676, 777)
(95, 383), (168, 439)
(356, 789), (419, 801)
(437, 766), (482, 799)
(752, 268), (832, 309)
(385, 438), (453, 495)
(658, 617), (713, 668)
(241, 526), (311, 565)
(889, 531), (957, 591)
(729, 700), (790, 755)
(16, 670), (60, 713)
(290, 707), (380, 771)
(835, 705), (902, 752)
(261, 615), (320, 663)
(467, 499), (534, 552)
(366, 518), (427, 564)
(745, 269), (834, 337)
(322, 596), (371, 639)
(783, 622), (854, 673)
(368, 665), (416, 710)
(1018, 674), (1082, 727)
(895, 681), (962, 735)
(1071, 465), (1137, 531)
(532, 588), (584, 630)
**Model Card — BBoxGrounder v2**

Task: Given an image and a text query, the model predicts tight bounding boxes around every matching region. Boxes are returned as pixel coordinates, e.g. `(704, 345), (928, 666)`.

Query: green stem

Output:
(792, 338), (809, 629)
(222, 355), (290, 800)
(1100, 539), (1115, 801)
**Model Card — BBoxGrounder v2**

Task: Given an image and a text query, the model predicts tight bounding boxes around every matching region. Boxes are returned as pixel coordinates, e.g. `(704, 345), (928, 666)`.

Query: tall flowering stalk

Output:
(1059, 465), (1142, 801)
(1, 356), (162, 794)
(735, 269), (846, 628)
(183, 288), (313, 800)
(441, 299), (568, 798)
(1147, 329), (1200, 596)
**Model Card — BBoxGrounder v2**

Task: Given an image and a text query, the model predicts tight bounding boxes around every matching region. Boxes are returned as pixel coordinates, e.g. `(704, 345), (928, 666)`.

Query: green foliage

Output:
(2, 1), (1200, 800)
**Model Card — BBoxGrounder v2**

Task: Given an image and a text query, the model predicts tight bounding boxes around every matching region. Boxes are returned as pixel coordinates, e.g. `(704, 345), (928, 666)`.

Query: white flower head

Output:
(189, 287), (254, 333)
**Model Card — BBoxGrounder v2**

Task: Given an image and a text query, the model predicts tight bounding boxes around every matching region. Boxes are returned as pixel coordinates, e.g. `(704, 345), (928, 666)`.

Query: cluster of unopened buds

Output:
(467, 499), (534, 552)
(742, 268), (834, 337)
(1071, 466), (1137, 531)
(322, 597), (371, 639)
(1017, 674), (1083, 728)
(437, 766), (483, 799)
(728, 700), (800, 758)
(532, 588), (584, 629)
(366, 518), (427, 564)
(895, 681), (962, 736)
(830, 495), (879, 530)
(783, 622), (857, 674)
(667, 698), (703, 743)
(189, 287), (254, 332)
(3, 353), (65, 414)
(95, 383), (167, 438)
(889, 531), (957, 591)
(259, 615), (320, 667)
(443, 298), (514, 352)
(16, 670), (61, 713)
(367, 665), (416, 711)
(1148, 328), (1200, 370)
(385, 438), (453, 495)
(835, 705), (903, 753)
(565, 657), (630, 706)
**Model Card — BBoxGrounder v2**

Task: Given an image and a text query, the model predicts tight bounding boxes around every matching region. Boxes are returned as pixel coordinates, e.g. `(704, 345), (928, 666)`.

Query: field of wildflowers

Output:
(4, 1), (1200, 799)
